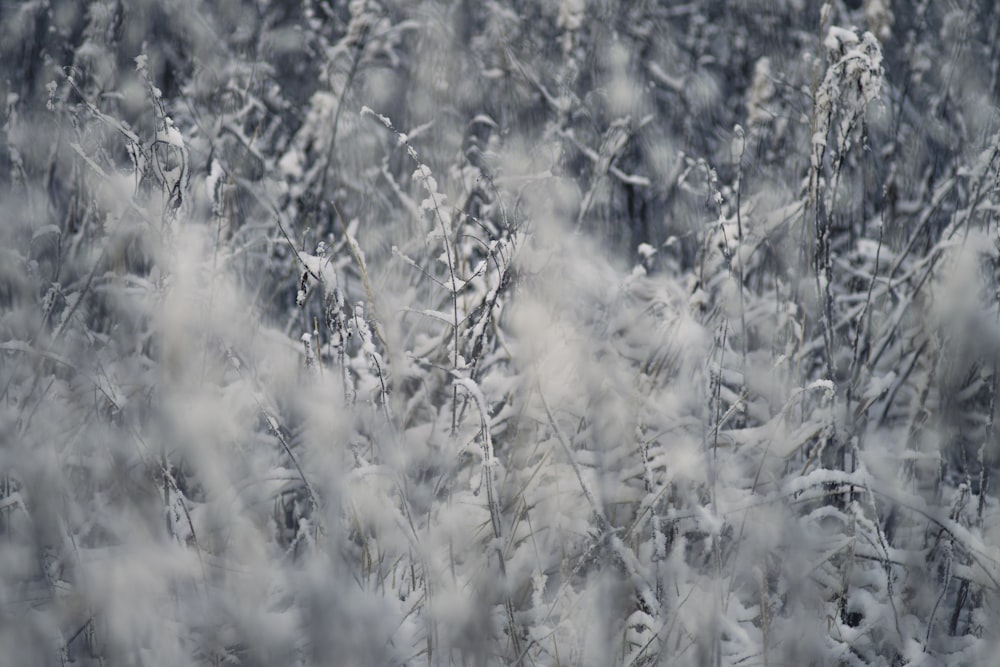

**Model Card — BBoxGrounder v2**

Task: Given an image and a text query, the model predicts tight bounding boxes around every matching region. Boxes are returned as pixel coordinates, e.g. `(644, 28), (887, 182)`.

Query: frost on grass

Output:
(3, 1), (1000, 665)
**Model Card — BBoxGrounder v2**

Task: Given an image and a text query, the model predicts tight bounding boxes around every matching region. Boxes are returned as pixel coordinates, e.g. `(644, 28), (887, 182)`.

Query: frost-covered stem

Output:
(538, 384), (660, 614)
(711, 544), (722, 667)
(360, 110), (458, 431)
(980, 365), (996, 526)
(806, 8), (837, 389)
(889, 0), (930, 146)
(224, 348), (321, 528)
(803, 4), (829, 274)
(313, 318), (322, 376)
(858, 454), (904, 640)
(0, 473), (8, 536)
(905, 352), (935, 487)
(467, 240), (514, 384)
(455, 379), (501, 537)
(454, 378), (522, 663)
(813, 184), (836, 388)
(53, 245), (106, 342)
(301, 332), (318, 376)
(333, 203), (388, 349)
(351, 303), (391, 421)
(324, 286), (352, 404)
(836, 512), (856, 624)
(435, 203), (461, 437)
(264, 415), (320, 522)
(708, 324), (727, 481)
(733, 125), (748, 370)
(161, 464), (207, 585)
(925, 540), (953, 651)
(412, 162), (461, 433)
(848, 219), (883, 400)
(844, 214), (883, 460)
(947, 142), (1000, 244)
(706, 323), (726, 662)
(161, 449), (171, 536)
(339, 341), (351, 403)
(949, 579), (970, 636)
(759, 568), (770, 667)
(370, 350), (392, 425)
(539, 383), (601, 515)
(317, 17), (370, 205)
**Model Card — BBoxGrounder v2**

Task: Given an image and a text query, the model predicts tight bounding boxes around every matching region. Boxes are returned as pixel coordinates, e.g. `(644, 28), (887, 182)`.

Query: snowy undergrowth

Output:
(3, 1), (1000, 666)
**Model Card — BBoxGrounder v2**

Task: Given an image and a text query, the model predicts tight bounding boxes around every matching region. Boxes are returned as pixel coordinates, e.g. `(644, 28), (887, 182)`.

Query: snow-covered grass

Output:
(2, 1), (1000, 665)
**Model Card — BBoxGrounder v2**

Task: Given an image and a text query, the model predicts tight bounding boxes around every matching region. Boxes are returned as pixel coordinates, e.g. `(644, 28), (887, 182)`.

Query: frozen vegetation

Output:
(1, 0), (1000, 664)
